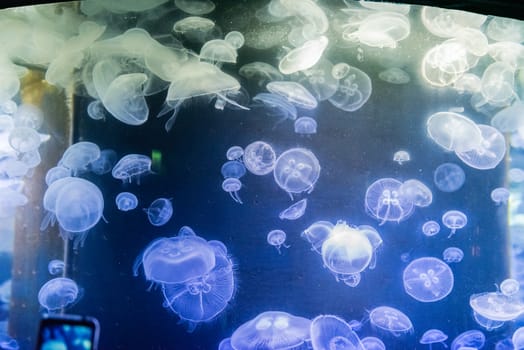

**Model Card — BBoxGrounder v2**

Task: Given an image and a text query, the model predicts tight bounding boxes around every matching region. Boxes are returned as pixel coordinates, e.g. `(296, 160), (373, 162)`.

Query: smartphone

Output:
(35, 314), (99, 350)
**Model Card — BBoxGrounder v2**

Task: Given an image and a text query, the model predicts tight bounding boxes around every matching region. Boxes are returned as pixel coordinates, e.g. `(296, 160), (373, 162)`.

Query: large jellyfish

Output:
(243, 141), (276, 176)
(328, 66), (372, 112)
(59, 141), (101, 176)
(455, 124), (506, 170)
(111, 154), (152, 184)
(273, 147), (320, 198)
(38, 277), (80, 312)
(278, 36), (329, 74)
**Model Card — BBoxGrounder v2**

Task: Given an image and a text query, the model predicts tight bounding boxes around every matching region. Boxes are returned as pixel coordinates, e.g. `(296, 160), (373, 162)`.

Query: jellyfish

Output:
(87, 100), (106, 120)
(399, 179), (433, 207)
(433, 163), (465, 193)
(273, 148), (321, 199)
(403, 257), (454, 302)
(133, 231), (216, 285)
(426, 111), (483, 152)
(162, 242), (235, 331)
(221, 161), (246, 179)
(310, 314), (365, 350)
(513, 327), (524, 350)
(238, 62), (283, 88)
(322, 221), (373, 278)
(222, 178), (243, 204)
(473, 311), (505, 331)
(329, 66), (372, 112)
(491, 187), (510, 205)
(12, 103), (43, 129)
(266, 81), (318, 110)
(470, 291), (524, 322)
(38, 277), (80, 312)
(379, 67), (410, 85)
(331, 63), (351, 80)
(89, 149), (117, 175)
(369, 306), (413, 337)
(360, 336), (385, 350)
(114, 192), (138, 212)
(420, 329), (448, 349)
(442, 247), (464, 263)
(421, 6), (486, 38)
(278, 36), (329, 74)
(111, 154), (152, 185)
(8, 126), (41, 153)
(450, 330), (485, 350)
(218, 338), (233, 350)
(144, 198), (173, 226)
(301, 220), (334, 254)
(294, 117), (317, 135)
(48, 259), (65, 276)
(225, 146), (244, 161)
(393, 150), (410, 165)
(175, 0), (215, 15)
(365, 178), (414, 225)
(59, 141), (101, 176)
(252, 93), (297, 124)
(267, 229), (290, 254)
(343, 12), (410, 49)
(480, 62), (516, 107)
(455, 124), (506, 170)
(199, 39), (237, 63)
(298, 59), (339, 101)
(279, 199), (307, 220)
(243, 141), (276, 176)
(500, 278), (520, 296)
(442, 210), (467, 237)
(358, 225), (383, 270)
(230, 311), (311, 350)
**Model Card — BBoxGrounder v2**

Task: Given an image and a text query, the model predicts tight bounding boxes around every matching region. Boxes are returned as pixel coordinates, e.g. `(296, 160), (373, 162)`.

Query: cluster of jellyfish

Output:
(133, 226), (236, 331)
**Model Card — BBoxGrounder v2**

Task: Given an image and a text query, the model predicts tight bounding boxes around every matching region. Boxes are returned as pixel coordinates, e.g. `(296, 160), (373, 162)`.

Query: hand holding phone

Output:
(35, 314), (99, 350)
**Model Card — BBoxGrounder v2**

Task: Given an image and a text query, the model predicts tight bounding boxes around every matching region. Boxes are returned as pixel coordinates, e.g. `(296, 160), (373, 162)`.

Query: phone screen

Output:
(35, 315), (99, 350)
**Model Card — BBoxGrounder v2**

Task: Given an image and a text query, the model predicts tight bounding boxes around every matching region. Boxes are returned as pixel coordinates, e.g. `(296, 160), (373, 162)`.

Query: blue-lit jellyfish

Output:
(369, 306), (413, 337)
(403, 257), (454, 302)
(222, 178), (243, 204)
(87, 100), (106, 120)
(420, 329), (448, 349)
(442, 247), (464, 263)
(329, 66), (372, 112)
(230, 311), (311, 350)
(59, 141), (101, 176)
(221, 160), (246, 179)
(294, 117), (317, 135)
(267, 229), (290, 254)
(252, 93), (297, 123)
(393, 150), (410, 165)
(162, 242), (235, 331)
(218, 338), (234, 350)
(243, 141), (276, 176)
(111, 154), (152, 184)
(273, 148), (321, 199)
(365, 178), (414, 225)
(44, 166), (71, 186)
(442, 210), (467, 237)
(473, 311), (505, 331)
(321, 221), (373, 286)
(500, 278), (520, 296)
(361, 336), (385, 350)
(225, 146), (244, 161)
(359, 225), (383, 270)
(89, 149), (117, 175)
(491, 187), (510, 205)
(48, 259), (65, 276)
(115, 192), (138, 211)
(450, 330), (485, 350)
(399, 179), (433, 208)
(133, 230), (216, 285)
(513, 327), (524, 350)
(470, 290), (524, 322)
(301, 220), (334, 254)
(279, 199), (307, 220)
(310, 314), (364, 350)
(422, 220), (440, 237)
(38, 277), (79, 312)
(144, 198), (173, 226)
(433, 163), (465, 193)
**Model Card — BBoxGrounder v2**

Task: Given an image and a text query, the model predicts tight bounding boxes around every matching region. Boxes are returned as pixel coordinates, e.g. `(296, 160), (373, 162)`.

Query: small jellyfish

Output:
(420, 329), (448, 349)
(332, 63), (351, 80)
(379, 67), (410, 84)
(222, 178), (243, 204)
(399, 179), (433, 208)
(87, 100), (106, 120)
(369, 306), (413, 337)
(221, 161), (247, 179)
(329, 66), (372, 112)
(226, 146), (243, 161)
(361, 336), (386, 350)
(491, 187), (510, 205)
(243, 141), (276, 176)
(279, 199), (307, 220)
(365, 178), (414, 225)
(224, 31), (245, 49)
(112, 154), (152, 185)
(273, 148), (321, 199)
(199, 39), (237, 63)
(442, 210), (467, 237)
(144, 198), (173, 226)
(393, 150), (410, 165)
(294, 117), (317, 135)
(38, 277), (80, 312)
(48, 259), (65, 275)
(267, 229), (290, 254)
(266, 81), (318, 110)
(403, 257), (454, 302)
(115, 192), (138, 212)
(442, 247), (464, 263)
(434, 163), (466, 193)
(500, 278), (520, 296)
(422, 220), (440, 237)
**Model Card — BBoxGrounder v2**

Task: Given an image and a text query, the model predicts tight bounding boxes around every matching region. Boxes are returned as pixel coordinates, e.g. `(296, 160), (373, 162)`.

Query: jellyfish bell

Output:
(279, 198), (307, 220)
(500, 278), (520, 296)
(238, 62), (283, 87)
(273, 147), (321, 198)
(266, 81), (318, 110)
(433, 163), (465, 193)
(393, 150), (410, 164)
(450, 330), (486, 350)
(420, 329), (448, 347)
(38, 277), (80, 312)
(470, 291), (524, 322)
(442, 210), (467, 237)
(278, 36), (329, 75)
(455, 124), (506, 170)
(369, 306), (413, 337)
(243, 141), (277, 176)
(310, 314), (365, 350)
(329, 65), (372, 112)
(199, 39), (238, 64)
(294, 116), (317, 135)
(111, 154), (152, 184)
(365, 178), (414, 225)
(222, 178), (243, 204)
(426, 111), (483, 153)
(403, 257), (454, 302)
(144, 198), (173, 226)
(59, 141), (101, 176)
(221, 161), (247, 179)
(442, 247), (464, 263)
(301, 220), (334, 254)
(266, 229), (290, 254)
(399, 179), (433, 208)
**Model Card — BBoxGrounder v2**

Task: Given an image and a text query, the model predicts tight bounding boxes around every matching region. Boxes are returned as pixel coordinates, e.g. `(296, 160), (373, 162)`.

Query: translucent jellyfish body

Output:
(38, 277), (80, 312)
(301, 220), (334, 254)
(399, 179), (433, 208)
(426, 111), (482, 152)
(365, 178), (414, 225)
(8, 126), (41, 153)
(379, 68), (410, 85)
(442, 247), (464, 263)
(393, 150), (410, 165)
(450, 330), (485, 350)
(230, 311), (311, 350)
(112, 154), (152, 184)
(144, 198), (173, 226)
(403, 257), (454, 302)
(266, 81), (318, 110)
(310, 314), (364, 350)
(238, 62), (283, 88)
(221, 161), (246, 179)
(470, 291), (524, 321)
(433, 163), (465, 193)
(243, 141), (276, 176)
(442, 210), (467, 237)
(343, 12), (410, 49)
(59, 141), (101, 176)
(47, 259), (65, 275)
(273, 148), (320, 198)
(329, 66), (372, 112)
(298, 59), (339, 102)
(225, 146), (244, 161)
(252, 92), (297, 122)
(455, 124), (506, 170)
(279, 199), (307, 220)
(278, 36), (329, 74)
(369, 306), (413, 337)
(294, 117), (317, 135)
(266, 229), (290, 254)
(115, 192), (138, 211)
(420, 329), (448, 348)
(222, 178), (243, 204)
(89, 149), (117, 175)
(500, 278), (520, 296)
